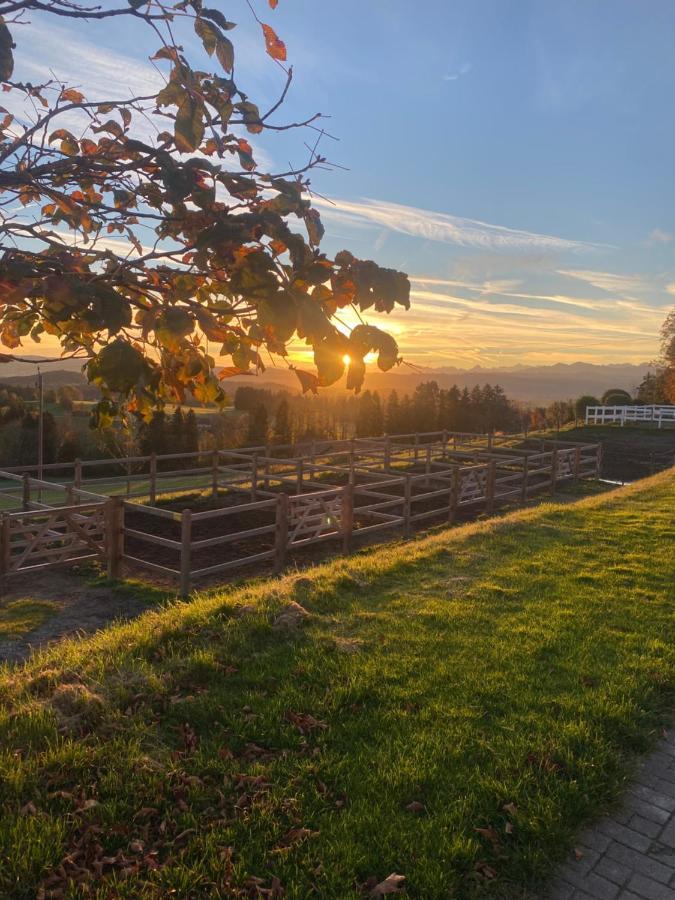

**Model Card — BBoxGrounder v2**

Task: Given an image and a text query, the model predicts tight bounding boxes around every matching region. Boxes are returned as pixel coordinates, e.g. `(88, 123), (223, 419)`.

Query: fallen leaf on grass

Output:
(573, 847), (584, 860)
(19, 801), (37, 816)
(369, 872), (406, 895)
(285, 710), (327, 734)
(405, 801), (425, 815)
(273, 826), (318, 851)
(474, 825), (500, 848)
(502, 802), (517, 816)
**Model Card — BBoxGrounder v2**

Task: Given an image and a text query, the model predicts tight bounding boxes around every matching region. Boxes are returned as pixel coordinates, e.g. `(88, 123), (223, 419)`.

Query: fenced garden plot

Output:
(0, 431), (601, 595)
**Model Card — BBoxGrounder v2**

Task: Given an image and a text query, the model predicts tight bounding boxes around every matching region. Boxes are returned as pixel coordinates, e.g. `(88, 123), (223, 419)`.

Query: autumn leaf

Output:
(216, 35), (235, 72)
(405, 800), (425, 815)
(292, 367), (319, 395)
(60, 87), (85, 103)
(269, 0), (279, 8)
(0, 22), (14, 82)
(261, 23), (287, 61)
(218, 366), (250, 379)
(369, 873), (406, 896)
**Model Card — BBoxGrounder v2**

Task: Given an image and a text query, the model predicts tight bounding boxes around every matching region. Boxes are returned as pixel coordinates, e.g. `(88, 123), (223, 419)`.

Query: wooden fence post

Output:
(149, 453), (157, 504)
(296, 459), (303, 495)
(274, 493), (289, 574)
(487, 431), (494, 452)
(442, 429), (448, 458)
(486, 460), (496, 514)
(180, 509), (192, 598)
(264, 444), (271, 490)
(251, 454), (258, 501)
(383, 435), (391, 471)
(520, 456), (529, 505)
(22, 474), (30, 510)
(74, 458), (82, 492)
(211, 451), (219, 497)
(550, 447), (558, 495)
(574, 447), (581, 481)
(414, 433), (420, 463)
(341, 482), (354, 554)
(106, 497), (124, 580)
(596, 444), (603, 479)
(449, 467), (460, 524)
(0, 514), (9, 576)
(403, 475), (412, 538)
(425, 445), (432, 482)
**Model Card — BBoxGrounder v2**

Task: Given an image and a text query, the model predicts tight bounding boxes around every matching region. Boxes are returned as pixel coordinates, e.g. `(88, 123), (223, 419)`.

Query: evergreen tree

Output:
(385, 390), (401, 433)
(247, 404), (269, 446)
(273, 399), (292, 445)
(139, 411), (168, 456)
(170, 407), (185, 454)
(184, 409), (200, 453)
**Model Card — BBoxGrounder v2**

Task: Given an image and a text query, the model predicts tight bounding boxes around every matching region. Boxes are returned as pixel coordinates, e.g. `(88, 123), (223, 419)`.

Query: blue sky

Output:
(13, 0), (675, 369)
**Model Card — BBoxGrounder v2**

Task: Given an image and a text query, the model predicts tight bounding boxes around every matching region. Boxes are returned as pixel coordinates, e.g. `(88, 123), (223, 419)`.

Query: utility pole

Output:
(37, 367), (44, 482)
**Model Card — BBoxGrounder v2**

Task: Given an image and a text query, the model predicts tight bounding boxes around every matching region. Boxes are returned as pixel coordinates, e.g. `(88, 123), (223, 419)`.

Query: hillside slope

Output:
(0, 473), (673, 898)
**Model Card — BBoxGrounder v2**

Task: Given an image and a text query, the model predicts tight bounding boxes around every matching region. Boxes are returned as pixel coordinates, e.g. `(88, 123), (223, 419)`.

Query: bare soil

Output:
(0, 570), (158, 664)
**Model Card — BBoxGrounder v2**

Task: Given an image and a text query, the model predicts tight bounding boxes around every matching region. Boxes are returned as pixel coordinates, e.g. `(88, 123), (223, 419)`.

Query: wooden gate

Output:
(0, 501), (108, 576)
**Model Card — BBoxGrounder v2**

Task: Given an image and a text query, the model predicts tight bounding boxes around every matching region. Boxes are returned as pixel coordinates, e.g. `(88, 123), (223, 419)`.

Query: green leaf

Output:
(175, 94), (204, 153)
(0, 22), (14, 83)
(258, 292), (297, 342)
(155, 307), (194, 350)
(216, 36), (234, 72)
(88, 339), (146, 394)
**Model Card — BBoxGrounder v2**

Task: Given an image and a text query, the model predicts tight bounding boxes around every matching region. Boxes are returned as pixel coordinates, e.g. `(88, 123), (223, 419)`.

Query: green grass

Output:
(0, 600), (60, 640)
(0, 473), (673, 898)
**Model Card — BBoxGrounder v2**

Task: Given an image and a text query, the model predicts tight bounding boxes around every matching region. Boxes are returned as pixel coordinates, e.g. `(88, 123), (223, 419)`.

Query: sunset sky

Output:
(11, 0), (675, 370)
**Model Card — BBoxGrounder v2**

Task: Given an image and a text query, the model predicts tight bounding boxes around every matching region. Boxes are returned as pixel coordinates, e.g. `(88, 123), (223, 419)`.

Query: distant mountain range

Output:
(221, 361), (653, 406)
(0, 360), (653, 406)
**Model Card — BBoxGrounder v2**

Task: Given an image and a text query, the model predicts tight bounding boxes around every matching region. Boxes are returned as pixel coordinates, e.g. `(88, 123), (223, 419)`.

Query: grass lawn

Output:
(0, 600), (61, 641)
(0, 472), (673, 898)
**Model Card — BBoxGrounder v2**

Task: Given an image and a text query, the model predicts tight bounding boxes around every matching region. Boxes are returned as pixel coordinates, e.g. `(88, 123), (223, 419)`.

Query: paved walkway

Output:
(547, 731), (675, 899)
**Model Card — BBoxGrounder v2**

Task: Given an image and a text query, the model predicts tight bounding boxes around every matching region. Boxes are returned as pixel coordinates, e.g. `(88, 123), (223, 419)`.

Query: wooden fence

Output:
(0, 431), (601, 596)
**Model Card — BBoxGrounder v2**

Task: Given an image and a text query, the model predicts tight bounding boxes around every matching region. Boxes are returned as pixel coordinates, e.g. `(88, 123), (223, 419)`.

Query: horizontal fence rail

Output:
(0, 431), (602, 595)
(586, 405), (675, 428)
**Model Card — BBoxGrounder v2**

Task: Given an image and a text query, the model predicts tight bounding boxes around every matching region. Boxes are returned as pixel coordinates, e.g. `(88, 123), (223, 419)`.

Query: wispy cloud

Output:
(443, 62), (472, 81)
(648, 228), (674, 245)
(558, 269), (649, 295)
(315, 196), (604, 253)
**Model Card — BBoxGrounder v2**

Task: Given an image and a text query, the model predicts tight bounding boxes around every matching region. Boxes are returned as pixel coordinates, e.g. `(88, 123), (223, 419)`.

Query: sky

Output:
(9, 0), (675, 371)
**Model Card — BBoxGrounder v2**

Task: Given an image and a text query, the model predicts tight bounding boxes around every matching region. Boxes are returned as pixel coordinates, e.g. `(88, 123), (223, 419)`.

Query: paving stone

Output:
(625, 872), (674, 900)
(622, 797), (672, 826)
(559, 867), (620, 899)
(546, 734), (675, 900)
(594, 856), (632, 886)
(604, 843), (675, 884)
(577, 829), (612, 854)
(657, 818), (675, 849)
(548, 877), (575, 900)
(628, 784), (675, 814)
(596, 819), (652, 853)
(628, 814), (664, 840)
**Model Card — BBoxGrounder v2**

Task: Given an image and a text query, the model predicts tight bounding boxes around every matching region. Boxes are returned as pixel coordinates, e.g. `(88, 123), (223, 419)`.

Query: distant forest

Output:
(0, 373), (651, 467)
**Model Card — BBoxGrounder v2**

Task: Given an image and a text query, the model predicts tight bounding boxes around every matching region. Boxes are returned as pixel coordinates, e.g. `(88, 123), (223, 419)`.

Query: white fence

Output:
(586, 405), (675, 428)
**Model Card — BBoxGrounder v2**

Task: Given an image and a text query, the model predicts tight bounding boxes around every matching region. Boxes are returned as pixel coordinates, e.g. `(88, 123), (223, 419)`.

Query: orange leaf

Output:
(218, 366), (251, 379)
(369, 873), (405, 896)
(292, 368), (319, 395)
(261, 23), (287, 61)
(60, 88), (85, 104)
(269, 0), (278, 7)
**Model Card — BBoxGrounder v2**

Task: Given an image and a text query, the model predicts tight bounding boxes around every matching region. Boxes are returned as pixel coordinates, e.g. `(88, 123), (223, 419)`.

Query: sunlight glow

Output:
(342, 353), (352, 365)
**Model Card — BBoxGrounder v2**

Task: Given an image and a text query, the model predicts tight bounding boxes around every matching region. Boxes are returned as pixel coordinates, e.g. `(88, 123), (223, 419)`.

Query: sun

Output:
(342, 353), (351, 366)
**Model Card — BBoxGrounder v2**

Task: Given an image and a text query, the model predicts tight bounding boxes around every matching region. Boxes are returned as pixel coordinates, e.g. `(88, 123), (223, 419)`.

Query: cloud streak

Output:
(315, 196), (604, 253)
